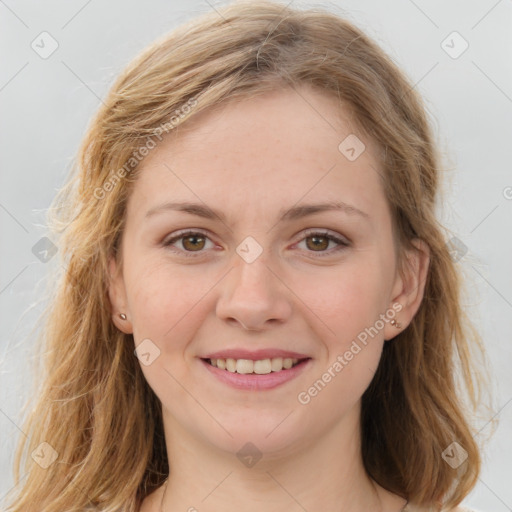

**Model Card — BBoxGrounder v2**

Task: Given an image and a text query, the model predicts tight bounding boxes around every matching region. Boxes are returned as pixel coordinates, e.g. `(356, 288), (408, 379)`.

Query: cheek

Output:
(291, 255), (392, 344)
(295, 260), (389, 417)
(126, 263), (212, 404)
(126, 259), (210, 341)
(298, 340), (382, 430)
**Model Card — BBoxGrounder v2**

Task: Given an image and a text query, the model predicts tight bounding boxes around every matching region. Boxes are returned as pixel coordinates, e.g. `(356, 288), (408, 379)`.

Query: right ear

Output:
(108, 255), (133, 334)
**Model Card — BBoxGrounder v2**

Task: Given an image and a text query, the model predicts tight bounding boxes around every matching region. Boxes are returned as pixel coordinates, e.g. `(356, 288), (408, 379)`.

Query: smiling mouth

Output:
(202, 357), (309, 374)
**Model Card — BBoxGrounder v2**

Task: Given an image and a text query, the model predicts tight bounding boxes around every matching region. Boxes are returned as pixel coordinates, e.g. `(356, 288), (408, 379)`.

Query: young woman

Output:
(6, 1), (491, 511)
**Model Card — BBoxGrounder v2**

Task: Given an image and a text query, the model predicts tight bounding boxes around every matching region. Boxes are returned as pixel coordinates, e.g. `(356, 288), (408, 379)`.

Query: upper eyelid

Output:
(165, 227), (349, 240)
(164, 228), (350, 249)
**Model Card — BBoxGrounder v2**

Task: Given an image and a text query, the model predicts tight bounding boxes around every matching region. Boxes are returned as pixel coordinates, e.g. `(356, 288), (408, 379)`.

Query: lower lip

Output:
(200, 358), (312, 390)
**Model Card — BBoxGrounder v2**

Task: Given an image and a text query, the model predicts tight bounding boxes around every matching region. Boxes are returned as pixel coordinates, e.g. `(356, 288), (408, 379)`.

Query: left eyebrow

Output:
(144, 200), (370, 223)
(278, 201), (370, 222)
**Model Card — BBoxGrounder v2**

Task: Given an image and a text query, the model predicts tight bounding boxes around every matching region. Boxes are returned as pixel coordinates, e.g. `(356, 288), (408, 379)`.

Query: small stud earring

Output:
(119, 313), (127, 320)
(390, 319), (402, 329)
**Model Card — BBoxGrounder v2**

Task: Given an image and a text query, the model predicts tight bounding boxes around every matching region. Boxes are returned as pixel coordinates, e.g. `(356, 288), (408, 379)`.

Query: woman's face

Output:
(109, 85), (426, 457)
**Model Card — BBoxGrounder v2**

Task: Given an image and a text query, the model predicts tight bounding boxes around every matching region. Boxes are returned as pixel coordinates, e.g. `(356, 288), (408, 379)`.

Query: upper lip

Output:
(201, 349), (311, 360)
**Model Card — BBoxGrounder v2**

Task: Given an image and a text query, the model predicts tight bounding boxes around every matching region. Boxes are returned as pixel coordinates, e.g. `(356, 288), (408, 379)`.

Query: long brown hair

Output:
(5, 1), (494, 511)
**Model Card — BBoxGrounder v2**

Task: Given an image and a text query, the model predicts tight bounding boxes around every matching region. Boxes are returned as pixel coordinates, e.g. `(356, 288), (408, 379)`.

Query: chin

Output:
(215, 414), (312, 458)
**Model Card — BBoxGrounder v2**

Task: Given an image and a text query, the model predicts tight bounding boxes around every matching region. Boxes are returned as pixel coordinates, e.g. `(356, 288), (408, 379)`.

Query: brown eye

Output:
(164, 230), (213, 256)
(296, 230), (350, 257)
(182, 234), (206, 251)
(305, 234), (330, 251)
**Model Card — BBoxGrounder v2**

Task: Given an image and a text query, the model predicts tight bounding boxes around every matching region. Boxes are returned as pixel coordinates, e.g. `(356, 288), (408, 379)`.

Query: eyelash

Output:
(163, 229), (350, 258)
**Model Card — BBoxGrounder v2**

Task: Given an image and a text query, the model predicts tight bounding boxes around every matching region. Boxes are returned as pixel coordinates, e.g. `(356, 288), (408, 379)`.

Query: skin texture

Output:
(109, 85), (430, 512)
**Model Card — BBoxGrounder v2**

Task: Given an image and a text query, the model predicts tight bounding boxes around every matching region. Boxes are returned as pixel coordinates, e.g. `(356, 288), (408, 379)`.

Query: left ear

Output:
(384, 238), (430, 340)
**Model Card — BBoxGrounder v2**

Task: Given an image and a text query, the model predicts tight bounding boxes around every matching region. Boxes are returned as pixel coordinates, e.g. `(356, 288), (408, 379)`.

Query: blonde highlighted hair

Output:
(6, 1), (493, 511)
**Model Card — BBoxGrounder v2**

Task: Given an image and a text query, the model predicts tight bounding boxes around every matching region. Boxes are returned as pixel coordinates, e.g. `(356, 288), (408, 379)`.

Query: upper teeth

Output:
(209, 357), (300, 374)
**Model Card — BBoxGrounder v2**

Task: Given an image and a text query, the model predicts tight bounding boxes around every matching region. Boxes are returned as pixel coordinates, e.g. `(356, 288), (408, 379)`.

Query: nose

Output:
(215, 254), (292, 332)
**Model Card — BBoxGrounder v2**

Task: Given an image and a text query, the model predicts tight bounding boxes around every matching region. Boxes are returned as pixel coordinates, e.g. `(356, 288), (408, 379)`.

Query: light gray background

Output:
(1, 0), (511, 510)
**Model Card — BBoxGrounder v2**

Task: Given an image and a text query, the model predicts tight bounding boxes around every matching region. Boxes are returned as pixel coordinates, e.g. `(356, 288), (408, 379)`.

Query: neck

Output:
(159, 404), (401, 512)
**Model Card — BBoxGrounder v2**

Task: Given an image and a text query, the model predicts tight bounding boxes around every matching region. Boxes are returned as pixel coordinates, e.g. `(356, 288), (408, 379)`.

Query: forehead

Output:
(128, 86), (387, 224)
